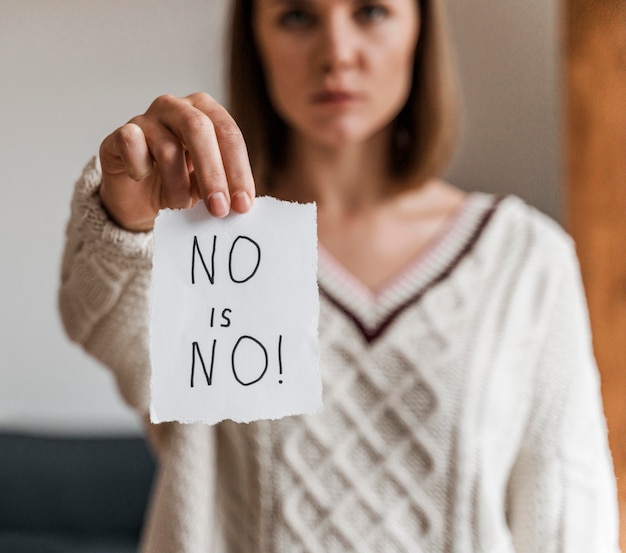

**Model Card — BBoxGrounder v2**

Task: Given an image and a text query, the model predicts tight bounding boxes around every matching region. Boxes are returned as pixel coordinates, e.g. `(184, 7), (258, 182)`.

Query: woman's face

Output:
(253, 0), (420, 149)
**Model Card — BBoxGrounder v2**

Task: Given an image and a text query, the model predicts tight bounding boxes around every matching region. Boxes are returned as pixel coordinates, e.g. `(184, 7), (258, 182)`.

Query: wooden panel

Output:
(565, 0), (626, 545)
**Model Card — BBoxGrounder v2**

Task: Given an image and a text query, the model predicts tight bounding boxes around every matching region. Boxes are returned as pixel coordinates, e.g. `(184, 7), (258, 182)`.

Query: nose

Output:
(316, 13), (359, 74)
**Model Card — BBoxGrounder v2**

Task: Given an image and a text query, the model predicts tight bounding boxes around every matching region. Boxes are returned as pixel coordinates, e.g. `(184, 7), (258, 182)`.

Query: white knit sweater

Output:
(59, 158), (620, 552)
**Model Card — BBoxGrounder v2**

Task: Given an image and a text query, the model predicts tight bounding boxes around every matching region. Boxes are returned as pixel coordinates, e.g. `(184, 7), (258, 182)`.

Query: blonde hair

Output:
(228, 0), (459, 192)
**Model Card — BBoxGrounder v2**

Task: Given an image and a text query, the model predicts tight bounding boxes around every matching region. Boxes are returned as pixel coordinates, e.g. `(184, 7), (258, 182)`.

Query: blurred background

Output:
(0, 0), (624, 546)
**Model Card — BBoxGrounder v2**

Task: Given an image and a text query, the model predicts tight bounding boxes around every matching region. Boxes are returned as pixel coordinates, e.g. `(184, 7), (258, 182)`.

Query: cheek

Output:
(370, 49), (413, 109)
(258, 34), (307, 98)
(266, 55), (309, 122)
(255, 28), (300, 108)
(379, 37), (417, 98)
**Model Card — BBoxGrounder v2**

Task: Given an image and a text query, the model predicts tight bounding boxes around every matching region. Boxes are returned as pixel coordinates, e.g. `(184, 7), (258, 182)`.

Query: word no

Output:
(191, 335), (284, 387)
(192, 235), (261, 285)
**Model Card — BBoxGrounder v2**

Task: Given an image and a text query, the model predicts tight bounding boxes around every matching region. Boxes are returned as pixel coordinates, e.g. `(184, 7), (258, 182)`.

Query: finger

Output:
(186, 152), (203, 203)
(133, 116), (193, 210)
(99, 124), (159, 231)
(190, 93), (256, 214)
(109, 122), (153, 180)
(148, 94), (232, 217)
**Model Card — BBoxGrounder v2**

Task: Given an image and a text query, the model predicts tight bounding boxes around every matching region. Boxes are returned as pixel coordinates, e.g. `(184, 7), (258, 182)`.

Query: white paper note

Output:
(150, 197), (321, 425)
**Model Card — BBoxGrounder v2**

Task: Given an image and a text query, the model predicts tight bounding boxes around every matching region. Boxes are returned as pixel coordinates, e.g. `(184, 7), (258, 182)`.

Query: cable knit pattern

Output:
(59, 157), (154, 411)
(59, 160), (620, 552)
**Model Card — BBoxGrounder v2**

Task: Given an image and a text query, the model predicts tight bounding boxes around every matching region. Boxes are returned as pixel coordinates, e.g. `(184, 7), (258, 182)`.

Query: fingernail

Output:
(208, 192), (229, 217)
(231, 191), (252, 213)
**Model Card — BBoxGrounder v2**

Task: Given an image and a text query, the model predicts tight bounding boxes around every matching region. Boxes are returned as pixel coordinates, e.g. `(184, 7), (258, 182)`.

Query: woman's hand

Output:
(98, 93), (255, 232)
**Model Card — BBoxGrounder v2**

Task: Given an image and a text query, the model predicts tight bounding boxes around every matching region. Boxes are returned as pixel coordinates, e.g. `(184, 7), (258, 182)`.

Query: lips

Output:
(312, 89), (360, 104)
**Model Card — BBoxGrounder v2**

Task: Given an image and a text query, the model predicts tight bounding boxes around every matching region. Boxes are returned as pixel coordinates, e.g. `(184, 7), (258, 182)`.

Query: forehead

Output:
(257, 0), (416, 7)
(253, 0), (422, 18)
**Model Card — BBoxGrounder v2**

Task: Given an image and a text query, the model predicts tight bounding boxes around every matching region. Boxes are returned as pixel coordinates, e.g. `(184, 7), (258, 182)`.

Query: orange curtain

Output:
(565, 0), (626, 545)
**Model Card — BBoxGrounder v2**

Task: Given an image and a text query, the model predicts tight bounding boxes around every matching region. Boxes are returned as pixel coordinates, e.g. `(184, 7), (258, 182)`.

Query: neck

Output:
(273, 129), (399, 216)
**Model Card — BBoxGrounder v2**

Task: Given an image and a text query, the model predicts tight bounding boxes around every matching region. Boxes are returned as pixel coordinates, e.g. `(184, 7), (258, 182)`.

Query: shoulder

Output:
(476, 193), (577, 270)
(463, 194), (584, 324)
(494, 195), (569, 240)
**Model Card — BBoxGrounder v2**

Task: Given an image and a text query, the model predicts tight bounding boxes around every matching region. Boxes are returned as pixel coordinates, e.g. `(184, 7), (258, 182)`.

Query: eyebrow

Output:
(266, 0), (313, 6)
(265, 0), (392, 7)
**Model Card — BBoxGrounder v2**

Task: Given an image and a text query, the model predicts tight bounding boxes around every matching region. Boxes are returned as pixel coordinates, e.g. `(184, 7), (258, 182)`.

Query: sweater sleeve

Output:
(58, 157), (154, 413)
(506, 240), (620, 552)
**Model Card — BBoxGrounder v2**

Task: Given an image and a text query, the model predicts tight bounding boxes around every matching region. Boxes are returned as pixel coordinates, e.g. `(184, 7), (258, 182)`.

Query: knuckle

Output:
(187, 91), (215, 104)
(117, 122), (138, 140)
(149, 93), (178, 112)
(127, 114), (143, 126)
(155, 93), (176, 105)
(114, 124), (141, 152)
(181, 110), (214, 136)
(152, 141), (182, 165)
(205, 167), (228, 186)
(214, 120), (242, 143)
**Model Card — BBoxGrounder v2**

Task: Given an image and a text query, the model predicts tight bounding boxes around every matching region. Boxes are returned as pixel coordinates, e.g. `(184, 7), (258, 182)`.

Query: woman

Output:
(59, 0), (619, 551)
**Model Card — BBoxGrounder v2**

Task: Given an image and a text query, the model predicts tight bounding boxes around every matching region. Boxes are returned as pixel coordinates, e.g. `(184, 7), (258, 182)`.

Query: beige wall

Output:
(445, 0), (561, 220)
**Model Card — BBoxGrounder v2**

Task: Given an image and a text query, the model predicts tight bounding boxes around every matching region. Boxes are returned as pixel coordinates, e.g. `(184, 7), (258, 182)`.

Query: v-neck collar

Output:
(317, 193), (502, 343)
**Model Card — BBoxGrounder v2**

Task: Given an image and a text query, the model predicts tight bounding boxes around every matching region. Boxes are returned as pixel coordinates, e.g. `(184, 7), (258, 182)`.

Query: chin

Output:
(315, 132), (367, 149)
(302, 120), (386, 150)
(295, 104), (400, 149)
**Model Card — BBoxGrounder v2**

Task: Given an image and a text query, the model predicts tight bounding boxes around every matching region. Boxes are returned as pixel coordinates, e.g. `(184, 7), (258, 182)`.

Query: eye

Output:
(355, 4), (390, 23)
(277, 8), (316, 30)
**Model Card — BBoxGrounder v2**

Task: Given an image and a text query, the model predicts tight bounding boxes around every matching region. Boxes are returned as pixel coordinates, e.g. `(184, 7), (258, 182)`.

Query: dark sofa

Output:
(0, 433), (155, 553)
